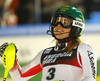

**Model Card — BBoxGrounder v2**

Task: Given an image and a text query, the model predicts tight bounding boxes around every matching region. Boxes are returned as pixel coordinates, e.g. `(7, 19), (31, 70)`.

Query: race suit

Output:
(9, 42), (97, 81)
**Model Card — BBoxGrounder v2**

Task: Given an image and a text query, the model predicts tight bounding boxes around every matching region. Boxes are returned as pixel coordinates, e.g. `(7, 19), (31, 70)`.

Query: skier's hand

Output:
(0, 42), (18, 81)
(0, 42), (18, 57)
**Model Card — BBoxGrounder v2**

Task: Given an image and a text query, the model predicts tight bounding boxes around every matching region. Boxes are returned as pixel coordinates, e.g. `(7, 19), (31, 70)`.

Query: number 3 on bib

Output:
(46, 67), (56, 80)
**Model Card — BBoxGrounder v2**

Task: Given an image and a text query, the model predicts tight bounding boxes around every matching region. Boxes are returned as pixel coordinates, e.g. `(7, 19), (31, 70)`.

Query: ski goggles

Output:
(51, 14), (73, 28)
(51, 14), (85, 29)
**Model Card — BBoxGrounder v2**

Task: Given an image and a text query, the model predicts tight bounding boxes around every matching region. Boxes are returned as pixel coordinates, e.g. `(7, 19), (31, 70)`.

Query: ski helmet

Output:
(47, 5), (85, 42)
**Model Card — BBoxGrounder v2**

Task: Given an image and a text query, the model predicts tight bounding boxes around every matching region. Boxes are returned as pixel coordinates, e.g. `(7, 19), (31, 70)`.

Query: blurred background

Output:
(0, 0), (100, 81)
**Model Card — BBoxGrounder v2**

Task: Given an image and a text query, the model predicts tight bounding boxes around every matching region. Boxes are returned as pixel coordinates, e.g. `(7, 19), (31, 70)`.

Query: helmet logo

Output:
(75, 22), (82, 27)
(72, 20), (85, 29)
(60, 5), (69, 12)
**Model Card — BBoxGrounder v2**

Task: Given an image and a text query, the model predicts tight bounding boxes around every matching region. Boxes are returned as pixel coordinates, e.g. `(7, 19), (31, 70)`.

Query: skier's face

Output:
(53, 24), (71, 39)
(53, 17), (71, 39)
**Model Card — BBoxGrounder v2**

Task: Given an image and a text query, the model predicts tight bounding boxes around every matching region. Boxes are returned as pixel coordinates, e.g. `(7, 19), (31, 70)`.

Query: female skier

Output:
(0, 5), (97, 81)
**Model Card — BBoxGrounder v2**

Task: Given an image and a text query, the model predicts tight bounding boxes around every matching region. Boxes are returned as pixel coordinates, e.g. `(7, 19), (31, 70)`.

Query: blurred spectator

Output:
(0, 0), (18, 27)
(0, 0), (4, 25)
(16, 0), (35, 24)
(9, 0), (19, 15)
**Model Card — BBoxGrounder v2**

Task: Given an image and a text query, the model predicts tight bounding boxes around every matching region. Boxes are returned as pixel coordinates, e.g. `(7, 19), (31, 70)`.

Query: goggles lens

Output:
(51, 15), (73, 28)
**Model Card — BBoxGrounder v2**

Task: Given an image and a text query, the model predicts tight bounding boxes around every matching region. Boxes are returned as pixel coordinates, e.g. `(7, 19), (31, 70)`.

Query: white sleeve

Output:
(9, 50), (44, 81)
(78, 42), (97, 81)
